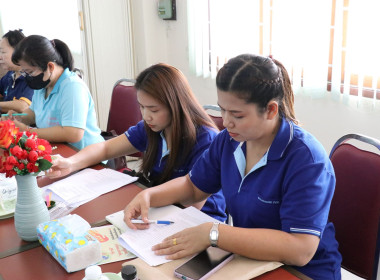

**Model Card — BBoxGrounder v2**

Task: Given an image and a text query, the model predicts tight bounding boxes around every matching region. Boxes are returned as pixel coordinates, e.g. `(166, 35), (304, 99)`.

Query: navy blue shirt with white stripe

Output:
(189, 118), (342, 280)
(125, 120), (227, 222)
(0, 71), (33, 105)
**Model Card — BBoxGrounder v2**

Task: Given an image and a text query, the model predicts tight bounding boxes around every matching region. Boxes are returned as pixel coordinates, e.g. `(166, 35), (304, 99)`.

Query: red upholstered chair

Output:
(203, 105), (224, 131)
(329, 134), (380, 280)
(102, 78), (143, 170)
(105, 79), (142, 135)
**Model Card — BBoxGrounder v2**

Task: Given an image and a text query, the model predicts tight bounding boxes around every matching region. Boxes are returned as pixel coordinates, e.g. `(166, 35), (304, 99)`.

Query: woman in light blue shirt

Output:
(9, 35), (103, 150)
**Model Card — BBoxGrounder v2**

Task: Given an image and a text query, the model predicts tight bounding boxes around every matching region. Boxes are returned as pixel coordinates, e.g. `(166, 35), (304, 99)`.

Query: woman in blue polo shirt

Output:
(0, 29), (33, 113)
(123, 55), (342, 279)
(48, 63), (226, 222)
(8, 35), (103, 150)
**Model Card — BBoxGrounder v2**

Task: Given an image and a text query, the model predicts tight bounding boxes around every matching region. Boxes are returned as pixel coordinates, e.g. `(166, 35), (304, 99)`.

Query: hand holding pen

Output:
(1, 113), (28, 117)
(1, 112), (27, 122)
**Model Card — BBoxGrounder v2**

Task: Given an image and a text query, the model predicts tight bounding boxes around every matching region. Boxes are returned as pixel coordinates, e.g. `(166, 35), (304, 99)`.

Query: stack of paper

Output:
(116, 206), (221, 266)
(42, 168), (138, 208)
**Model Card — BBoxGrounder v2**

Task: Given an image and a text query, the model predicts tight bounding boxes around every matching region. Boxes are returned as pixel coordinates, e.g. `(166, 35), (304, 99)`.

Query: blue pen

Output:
(1, 113), (28, 116)
(131, 219), (174, 225)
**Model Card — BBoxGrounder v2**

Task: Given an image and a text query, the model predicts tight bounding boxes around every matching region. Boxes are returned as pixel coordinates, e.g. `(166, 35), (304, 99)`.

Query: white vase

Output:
(14, 174), (50, 241)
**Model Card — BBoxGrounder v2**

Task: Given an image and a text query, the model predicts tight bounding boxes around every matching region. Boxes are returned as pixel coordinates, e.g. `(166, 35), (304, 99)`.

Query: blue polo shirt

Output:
(0, 71), (33, 104)
(126, 120), (227, 222)
(189, 118), (342, 280)
(30, 68), (104, 150)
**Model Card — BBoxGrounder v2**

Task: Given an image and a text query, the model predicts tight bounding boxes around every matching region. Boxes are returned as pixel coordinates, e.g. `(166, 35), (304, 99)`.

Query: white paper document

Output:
(42, 168), (138, 208)
(106, 205), (183, 233)
(118, 206), (221, 266)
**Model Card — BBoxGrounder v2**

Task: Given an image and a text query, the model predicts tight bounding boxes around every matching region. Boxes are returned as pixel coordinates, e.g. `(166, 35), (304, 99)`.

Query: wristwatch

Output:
(209, 222), (219, 247)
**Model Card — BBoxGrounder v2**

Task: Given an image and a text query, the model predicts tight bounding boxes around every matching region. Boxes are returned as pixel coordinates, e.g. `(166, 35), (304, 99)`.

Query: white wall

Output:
(130, 0), (380, 152)
(82, 0), (134, 130)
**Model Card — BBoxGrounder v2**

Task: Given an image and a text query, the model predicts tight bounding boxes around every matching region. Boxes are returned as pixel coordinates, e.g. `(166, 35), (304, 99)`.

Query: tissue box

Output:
(37, 219), (102, 272)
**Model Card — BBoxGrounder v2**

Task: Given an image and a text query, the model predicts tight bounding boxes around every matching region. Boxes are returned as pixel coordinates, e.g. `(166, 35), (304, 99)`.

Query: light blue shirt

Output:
(30, 68), (104, 150)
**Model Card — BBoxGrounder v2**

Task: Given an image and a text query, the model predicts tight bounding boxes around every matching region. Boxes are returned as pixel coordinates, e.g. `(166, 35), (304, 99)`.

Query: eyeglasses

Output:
(20, 71), (32, 77)
(20, 70), (44, 78)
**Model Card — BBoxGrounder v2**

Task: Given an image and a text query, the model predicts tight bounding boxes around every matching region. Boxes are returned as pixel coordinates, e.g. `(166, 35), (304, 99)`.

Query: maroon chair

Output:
(329, 134), (380, 280)
(105, 79), (142, 135)
(102, 79), (142, 170)
(203, 105), (224, 131)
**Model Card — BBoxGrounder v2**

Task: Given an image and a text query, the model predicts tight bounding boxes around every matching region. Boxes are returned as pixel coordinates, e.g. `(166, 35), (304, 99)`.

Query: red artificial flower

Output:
(43, 155), (52, 162)
(5, 156), (17, 170)
(10, 145), (24, 159)
(24, 130), (36, 138)
(5, 169), (17, 178)
(28, 150), (39, 163)
(0, 120), (19, 149)
(25, 138), (37, 151)
(26, 162), (39, 173)
(20, 150), (28, 160)
(17, 162), (25, 170)
(0, 120), (54, 177)
(36, 138), (52, 156)
(14, 132), (23, 145)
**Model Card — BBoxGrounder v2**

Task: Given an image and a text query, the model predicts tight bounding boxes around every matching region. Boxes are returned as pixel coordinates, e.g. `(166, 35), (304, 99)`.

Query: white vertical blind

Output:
(188, 0), (380, 108)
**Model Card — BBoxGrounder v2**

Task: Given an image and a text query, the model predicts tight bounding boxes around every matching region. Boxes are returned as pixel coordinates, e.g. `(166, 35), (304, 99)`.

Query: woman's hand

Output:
(13, 119), (29, 132)
(152, 222), (212, 260)
(123, 190), (152, 230)
(46, 155), (74, 178)
(1, 110), (29, 131)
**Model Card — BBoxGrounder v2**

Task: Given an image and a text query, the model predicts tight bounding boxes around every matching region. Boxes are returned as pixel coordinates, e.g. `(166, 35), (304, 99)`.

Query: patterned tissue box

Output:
(37, 219), (102, 272)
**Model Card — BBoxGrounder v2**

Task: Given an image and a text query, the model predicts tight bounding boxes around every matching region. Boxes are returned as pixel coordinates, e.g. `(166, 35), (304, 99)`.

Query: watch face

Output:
(211, 231), (218, 240)
(210, 223), (219, 247)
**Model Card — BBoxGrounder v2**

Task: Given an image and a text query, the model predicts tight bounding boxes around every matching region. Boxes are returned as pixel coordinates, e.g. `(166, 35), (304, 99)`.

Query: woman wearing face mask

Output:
(0, 29), (33, 113)
(8, 35), (103, 150)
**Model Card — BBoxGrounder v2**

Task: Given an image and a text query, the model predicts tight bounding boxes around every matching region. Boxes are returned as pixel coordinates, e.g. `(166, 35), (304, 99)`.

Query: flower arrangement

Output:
(0, 120), (53, 177)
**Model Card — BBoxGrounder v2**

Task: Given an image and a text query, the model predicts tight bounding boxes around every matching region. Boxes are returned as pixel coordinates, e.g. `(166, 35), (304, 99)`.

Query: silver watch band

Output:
(209, 222), (219, 247)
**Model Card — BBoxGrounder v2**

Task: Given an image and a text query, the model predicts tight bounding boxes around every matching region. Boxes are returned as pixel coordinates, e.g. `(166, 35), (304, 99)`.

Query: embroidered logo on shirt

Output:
(258, 196), (280, 204)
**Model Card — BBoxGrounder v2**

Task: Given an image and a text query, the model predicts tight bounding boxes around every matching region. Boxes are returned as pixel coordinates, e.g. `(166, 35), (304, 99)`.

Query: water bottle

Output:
(82, 265), (109, 280)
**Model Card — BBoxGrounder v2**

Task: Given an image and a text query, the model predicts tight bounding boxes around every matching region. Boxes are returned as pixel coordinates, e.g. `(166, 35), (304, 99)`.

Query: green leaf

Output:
(38, 158), (53, 171)
(18, 136), (27, 148)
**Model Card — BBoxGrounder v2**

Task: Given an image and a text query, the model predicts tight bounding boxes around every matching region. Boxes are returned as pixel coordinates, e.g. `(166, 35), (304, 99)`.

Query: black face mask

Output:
(25, 72), (50, 90)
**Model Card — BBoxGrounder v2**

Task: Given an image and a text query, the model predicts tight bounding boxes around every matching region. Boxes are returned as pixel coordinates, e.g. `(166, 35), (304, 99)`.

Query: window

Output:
(188, 0), (380, 101)
(0, 0), (83, 68)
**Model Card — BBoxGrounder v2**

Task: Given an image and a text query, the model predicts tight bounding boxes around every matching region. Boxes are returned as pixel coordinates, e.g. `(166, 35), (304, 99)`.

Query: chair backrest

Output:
(329, 134), (380, 280)
(73, 68), (84, 79)
(107, 78), (142, 135)
(203, 104), (224, 131)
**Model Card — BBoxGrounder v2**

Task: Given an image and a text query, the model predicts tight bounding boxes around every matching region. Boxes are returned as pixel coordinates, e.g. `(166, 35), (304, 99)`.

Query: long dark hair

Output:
(216, 54), (297, 124)
(135, 63), (217, 184)
(12, 35), (74, 71)
(2, 29), (25, 48)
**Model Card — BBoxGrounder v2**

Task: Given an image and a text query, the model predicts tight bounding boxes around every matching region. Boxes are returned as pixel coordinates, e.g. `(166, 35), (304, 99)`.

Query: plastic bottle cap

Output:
(84, 265), (102, 280)
(121, 265), (137, 280)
